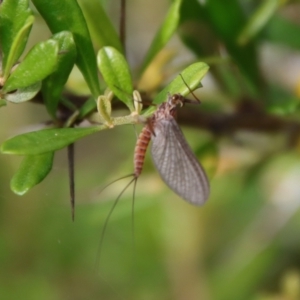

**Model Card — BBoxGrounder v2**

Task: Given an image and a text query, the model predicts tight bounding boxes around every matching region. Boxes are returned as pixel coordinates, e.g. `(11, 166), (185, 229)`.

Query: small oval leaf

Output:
(156, 62), (208, 101)
(11, 152), (54, 195)
(97, 47), (134, 111)
(4, 81), (41, 103)
(3, 39), (59, 92)
(1, 126), (104, 155)
(144, 62), (209, 116)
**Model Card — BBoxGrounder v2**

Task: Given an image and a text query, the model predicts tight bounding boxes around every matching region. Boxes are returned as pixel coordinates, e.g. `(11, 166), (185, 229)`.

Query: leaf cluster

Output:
(0, 0), (208, 195)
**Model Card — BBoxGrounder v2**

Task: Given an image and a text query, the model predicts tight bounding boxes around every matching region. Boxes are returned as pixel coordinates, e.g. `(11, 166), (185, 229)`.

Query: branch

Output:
(30, 92), (300, 147)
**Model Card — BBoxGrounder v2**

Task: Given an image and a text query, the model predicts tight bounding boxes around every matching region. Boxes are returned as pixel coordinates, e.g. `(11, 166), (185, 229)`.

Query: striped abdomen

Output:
(134, 125), (152, 177)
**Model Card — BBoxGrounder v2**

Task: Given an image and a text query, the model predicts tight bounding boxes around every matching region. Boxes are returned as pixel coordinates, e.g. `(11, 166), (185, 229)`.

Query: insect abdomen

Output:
(134, 126), (152, 177)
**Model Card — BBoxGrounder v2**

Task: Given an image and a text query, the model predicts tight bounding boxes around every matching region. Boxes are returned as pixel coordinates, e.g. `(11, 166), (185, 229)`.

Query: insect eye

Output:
(171, 94), (179, 104)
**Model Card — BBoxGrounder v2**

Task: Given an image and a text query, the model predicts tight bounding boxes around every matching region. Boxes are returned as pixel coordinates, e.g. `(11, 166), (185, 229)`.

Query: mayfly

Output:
(101, 92), (210, 216)
(134, 92), (210, 204)
(96, 91), (210, 267)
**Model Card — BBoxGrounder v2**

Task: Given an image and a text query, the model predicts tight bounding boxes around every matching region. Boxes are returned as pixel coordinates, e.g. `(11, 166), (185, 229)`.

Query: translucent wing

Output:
(151, 117), (210, 205)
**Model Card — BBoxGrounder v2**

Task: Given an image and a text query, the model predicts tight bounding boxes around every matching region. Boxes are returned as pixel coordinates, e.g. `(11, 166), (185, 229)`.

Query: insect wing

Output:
(151, 117), (209, 205)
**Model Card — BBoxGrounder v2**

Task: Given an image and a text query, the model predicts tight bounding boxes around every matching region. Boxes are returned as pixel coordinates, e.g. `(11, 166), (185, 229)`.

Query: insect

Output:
(100, 92), (210, 208)
(95, 91), (210, 268)
(134, 92), (210, 204)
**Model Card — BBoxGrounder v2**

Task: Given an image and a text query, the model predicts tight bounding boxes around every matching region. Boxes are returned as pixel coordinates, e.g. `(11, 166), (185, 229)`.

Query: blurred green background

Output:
(1, 0), (300, 299)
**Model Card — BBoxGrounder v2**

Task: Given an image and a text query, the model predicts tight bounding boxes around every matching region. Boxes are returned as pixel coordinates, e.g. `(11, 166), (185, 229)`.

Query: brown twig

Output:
(30, 92), (300, 147)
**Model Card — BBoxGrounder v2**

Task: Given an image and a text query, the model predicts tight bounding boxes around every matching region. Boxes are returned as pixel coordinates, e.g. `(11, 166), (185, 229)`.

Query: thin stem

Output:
(68, 143), (75, 221)
(120, 0), (126, 53)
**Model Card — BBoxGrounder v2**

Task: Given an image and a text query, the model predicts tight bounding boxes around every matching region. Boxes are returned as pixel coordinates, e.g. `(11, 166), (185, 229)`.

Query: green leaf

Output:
(97, 47), (134, 111)
(2, 15), (34, 81)
(237, 0), (282, 45)
(264, 15), (300, 50)
(78, 96), (97, 119)
(143, 62), (209, 117)
(144, 62), (209, 116)
(1, 126), (104, 155)
(180, 0), (261, 96)
(79, 0), (123, 52)
(32, 0), (101, 98)
(266, 85), (300, 115)
(11, 152), (54, 195)
(4, 81), (41, 103)
(0, 0), (33, 74)
(42, 31), (77, 118)
(2, 40), (59, 92)
(140, 0), (182, 72)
